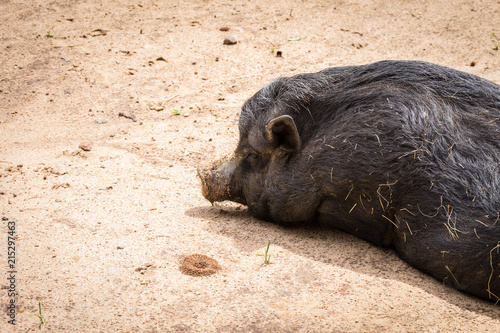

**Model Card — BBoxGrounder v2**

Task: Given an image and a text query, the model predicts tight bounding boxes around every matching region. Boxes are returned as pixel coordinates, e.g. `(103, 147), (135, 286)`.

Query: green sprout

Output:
(172, 109), (181, 115)
(493, 32), (499, 50)
(256, 239), (282, 265)
(45, 31), (53, 38)
(32, 302), (47, 330)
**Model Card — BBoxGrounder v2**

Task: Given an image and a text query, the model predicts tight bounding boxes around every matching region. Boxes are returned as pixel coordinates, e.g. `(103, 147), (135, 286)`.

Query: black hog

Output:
(198, 60), (500, 302)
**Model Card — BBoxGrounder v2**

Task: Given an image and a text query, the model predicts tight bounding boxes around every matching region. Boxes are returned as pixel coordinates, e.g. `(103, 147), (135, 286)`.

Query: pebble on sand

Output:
(79, 141), (92, 151)
(223, 35), (238, 45)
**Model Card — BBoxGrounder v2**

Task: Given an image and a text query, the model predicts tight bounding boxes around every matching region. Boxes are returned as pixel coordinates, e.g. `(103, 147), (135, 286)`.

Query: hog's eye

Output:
(245, 152), (261, 167)
(247, 153), (259, 162)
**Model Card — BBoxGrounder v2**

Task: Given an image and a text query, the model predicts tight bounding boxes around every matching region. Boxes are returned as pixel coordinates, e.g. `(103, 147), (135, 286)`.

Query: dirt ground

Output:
(1, 0), (500, 331)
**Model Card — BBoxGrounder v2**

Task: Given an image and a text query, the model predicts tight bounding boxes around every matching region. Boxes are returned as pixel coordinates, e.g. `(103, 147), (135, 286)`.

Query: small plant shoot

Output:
(256, 239), (282, 265)
(32, 302), (47, 330)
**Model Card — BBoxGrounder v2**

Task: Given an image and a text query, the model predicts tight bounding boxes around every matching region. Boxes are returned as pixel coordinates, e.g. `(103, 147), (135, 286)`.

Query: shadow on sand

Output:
(186, 203), (499, 319)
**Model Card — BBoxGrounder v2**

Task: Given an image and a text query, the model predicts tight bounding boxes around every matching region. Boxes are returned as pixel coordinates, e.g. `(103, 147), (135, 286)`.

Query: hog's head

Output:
(198, 113), (301, 220)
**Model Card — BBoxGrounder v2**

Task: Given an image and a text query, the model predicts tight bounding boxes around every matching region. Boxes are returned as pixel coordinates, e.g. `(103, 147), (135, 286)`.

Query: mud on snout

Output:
(197, 154), (240, 204)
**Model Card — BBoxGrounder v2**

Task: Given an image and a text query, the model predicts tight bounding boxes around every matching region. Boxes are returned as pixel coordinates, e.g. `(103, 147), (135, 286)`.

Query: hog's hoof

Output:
(180, 254), (221, 277)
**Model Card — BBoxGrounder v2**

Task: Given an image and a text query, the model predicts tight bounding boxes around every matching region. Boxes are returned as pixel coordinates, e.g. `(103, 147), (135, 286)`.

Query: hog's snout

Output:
(197, 168), (230, 204)
(198, 155), (243, 204)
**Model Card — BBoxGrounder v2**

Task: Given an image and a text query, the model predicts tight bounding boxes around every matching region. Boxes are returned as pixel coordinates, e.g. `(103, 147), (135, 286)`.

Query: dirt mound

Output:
(180, 254), (222, 277)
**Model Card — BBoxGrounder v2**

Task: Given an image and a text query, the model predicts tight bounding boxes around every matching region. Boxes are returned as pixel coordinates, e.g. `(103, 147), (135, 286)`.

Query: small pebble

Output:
(223, 35), (237, 45)
(149, 106), (164, 111)
(79, 141), (92, 151)
(95, 118), (108, 124)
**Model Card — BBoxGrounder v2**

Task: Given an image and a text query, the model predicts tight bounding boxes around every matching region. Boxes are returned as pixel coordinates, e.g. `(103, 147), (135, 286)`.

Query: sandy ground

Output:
(1, 0), (500, 331)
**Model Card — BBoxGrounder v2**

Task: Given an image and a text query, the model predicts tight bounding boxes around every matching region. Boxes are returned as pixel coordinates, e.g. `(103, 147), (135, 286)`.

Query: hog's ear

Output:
(265, 115), (301, 152)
